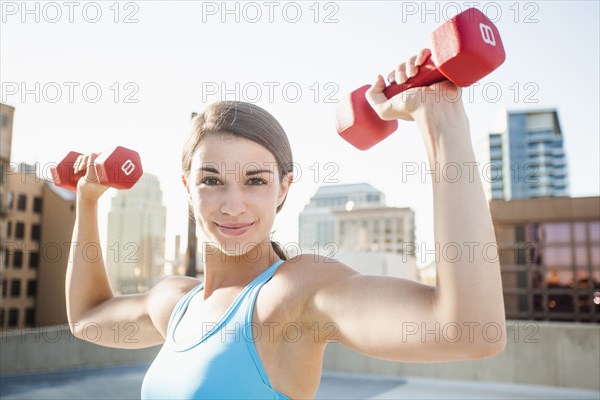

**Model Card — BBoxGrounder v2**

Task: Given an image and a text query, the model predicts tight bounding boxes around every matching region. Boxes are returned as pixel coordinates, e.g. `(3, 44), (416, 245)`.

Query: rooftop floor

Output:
(1, 363), (599, 400)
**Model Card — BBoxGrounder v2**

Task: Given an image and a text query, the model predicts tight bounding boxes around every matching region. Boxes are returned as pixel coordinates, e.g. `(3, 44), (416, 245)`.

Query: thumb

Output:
(85, 153), (101, 183)
(366, 74), (386, 96)
(365, 75), (394, 121)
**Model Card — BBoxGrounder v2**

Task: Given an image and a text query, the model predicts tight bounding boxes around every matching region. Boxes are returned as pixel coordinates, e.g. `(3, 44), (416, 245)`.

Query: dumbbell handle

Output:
(382, 57), (447, 99)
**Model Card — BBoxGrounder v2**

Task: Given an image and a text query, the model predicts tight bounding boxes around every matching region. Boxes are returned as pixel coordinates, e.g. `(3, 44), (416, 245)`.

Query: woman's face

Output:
(184, 133), (292, 256)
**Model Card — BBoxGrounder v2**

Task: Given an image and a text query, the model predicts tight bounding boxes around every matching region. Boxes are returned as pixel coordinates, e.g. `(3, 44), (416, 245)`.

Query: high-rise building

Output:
(1, 163), (76, 328)
(299, 183), (386, 248)
(489, 110), (568, 200)
(0, 103), (14, 164)
(106, 173), (166, 294)
(334, 207), (415, 255)
(491, 196), (599, 323)
(299, 183), (417, 279)
(1, 103), (16, 269)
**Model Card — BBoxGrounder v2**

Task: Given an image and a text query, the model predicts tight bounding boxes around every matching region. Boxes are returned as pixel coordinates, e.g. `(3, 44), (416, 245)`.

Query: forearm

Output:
(65, 200), (114, 326)
(416, 106), (506, 330)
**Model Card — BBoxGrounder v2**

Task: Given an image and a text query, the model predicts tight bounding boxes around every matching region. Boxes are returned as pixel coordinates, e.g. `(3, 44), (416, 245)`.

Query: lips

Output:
(214, 222), (254, 236)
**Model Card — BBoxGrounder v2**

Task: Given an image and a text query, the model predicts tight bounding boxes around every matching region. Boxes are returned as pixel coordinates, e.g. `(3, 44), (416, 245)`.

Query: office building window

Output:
(33, 197), (43, 214)
(27, 280), (37, 297)
(573, 222), (586, 243)
(0, 308), (4, 326)
(396, 219), (404, 231)
(591, 222), (600, 242)
(25, 308), (35, 327)
(7, 192), (13, 210)
(502, 220), (600, 323)
(13, 251), (23, 268)
(15, 222), (24, 240)
(542, 222), (570, 244)
(6, 221), (11, 238)
(8, 308), (18, 326)
(29, 252), (39, 269)
(17, 194), (26, 211)
(385, 220), (392, 234)
(31, 224), (41, 241)
(10, 280), (20, 298)
(1, 114), (8, 127)
(2, 279), (6, 297)
(2, 249), (8, 268)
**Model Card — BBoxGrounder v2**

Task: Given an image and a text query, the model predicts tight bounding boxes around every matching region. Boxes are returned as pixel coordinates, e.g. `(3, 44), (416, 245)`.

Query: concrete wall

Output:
(1, 324), (159, 374)
(1, 321), (598, 391)
(323, 320), (600, 390)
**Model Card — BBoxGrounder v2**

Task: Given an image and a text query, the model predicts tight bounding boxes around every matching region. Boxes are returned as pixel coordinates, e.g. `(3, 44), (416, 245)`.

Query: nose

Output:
(220, 185), (247, 216)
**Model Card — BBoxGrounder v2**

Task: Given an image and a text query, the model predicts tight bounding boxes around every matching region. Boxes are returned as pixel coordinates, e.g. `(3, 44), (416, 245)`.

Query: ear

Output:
(277, 172), (294, 208)
(181, 175), (192, 203)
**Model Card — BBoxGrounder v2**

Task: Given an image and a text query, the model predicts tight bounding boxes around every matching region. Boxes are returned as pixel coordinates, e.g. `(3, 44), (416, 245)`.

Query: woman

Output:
(65, 49), (506, 399)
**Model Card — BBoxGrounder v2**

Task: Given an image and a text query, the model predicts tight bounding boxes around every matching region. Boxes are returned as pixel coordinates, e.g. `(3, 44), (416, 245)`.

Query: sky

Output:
(2, 0), (599, 266)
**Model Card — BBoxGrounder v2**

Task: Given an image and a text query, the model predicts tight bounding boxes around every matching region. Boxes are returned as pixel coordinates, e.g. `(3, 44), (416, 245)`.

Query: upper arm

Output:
(303, 256), (496, 362)
(73, 276), (199, 349)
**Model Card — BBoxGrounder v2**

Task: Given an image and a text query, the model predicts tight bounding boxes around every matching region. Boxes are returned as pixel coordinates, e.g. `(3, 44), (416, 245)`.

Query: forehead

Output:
(190, 134), (277, 172)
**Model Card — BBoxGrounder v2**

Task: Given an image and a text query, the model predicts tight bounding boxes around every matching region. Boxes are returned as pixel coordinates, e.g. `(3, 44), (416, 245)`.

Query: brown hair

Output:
(182, 101), (293, 260)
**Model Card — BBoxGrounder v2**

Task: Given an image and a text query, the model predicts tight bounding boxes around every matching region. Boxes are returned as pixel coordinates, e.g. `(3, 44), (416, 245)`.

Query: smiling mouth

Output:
(214, 222), (254, 236)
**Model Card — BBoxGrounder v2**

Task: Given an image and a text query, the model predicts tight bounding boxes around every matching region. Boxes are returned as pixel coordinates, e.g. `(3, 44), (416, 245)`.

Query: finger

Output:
(87, 153), (98, 168)
(75, 155), (87, 174)
(74, 155), (82, 173)
(86, 153), (100, 181)
(368, 74), (386, 93)
(388, 62), (406, 84)
(415, 48), (431, 66)
(392, 62), (408, 85)
(365, 75), (393, 119)
(405, 55), (419, 79)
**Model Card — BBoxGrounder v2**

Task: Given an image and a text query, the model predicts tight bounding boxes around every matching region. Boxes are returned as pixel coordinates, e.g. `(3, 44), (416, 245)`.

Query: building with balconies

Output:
(489, 110), (569, 200)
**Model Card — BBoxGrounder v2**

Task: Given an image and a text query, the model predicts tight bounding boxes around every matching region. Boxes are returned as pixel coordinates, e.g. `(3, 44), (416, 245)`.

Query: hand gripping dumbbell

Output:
(336, 7), (506, 150)
(50, 146), (143, 191)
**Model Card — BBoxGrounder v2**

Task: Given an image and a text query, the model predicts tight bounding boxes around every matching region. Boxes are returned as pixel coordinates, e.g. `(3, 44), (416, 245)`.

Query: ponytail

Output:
(271, 240), (288, 261)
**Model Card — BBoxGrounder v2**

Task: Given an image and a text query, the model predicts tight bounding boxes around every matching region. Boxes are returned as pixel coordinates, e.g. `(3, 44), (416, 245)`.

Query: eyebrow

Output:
(199, 166), (274, 176)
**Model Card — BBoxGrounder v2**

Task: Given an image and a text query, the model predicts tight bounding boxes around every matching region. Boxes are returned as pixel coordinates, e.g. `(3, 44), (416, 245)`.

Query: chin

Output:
(206, 236), (268, 258)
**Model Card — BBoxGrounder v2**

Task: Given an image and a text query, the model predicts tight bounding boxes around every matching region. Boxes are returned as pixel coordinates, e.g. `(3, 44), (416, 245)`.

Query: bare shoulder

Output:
(145, 275), (202, 338)
(274, 254), (361, 316)
(279, 253), (361, 286)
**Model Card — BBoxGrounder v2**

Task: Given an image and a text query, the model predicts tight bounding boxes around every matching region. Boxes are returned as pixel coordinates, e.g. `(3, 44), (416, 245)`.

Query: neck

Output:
(201, 240), (280, 293)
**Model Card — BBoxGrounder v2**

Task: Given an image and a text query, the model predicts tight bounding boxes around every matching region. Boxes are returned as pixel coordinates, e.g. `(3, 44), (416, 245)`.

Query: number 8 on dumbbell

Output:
(50, 146), (144, 191)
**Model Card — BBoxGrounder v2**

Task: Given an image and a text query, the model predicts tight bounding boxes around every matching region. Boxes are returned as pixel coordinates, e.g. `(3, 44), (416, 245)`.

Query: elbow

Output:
(448, 321), (507, 361)
(67, 317), (83, 340)
(474, 339), (506, 359)
(66, 311), (93, 342)
(467, 330), (507, 360)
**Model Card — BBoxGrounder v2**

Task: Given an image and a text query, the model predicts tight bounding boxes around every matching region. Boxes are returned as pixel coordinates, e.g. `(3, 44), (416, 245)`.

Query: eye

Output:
(200, 177), (221, 186)
(248, 178), (267, 185)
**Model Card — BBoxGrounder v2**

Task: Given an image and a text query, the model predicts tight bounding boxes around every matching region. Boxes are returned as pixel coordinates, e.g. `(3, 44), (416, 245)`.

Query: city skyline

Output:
(2, 1), (599, 266)
(1, 3), (599, 396)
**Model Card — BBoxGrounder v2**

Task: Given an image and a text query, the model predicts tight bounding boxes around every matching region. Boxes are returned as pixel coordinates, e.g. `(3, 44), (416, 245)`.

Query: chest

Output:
(172, 284), (285, 346)
(169, 279), (323, 398)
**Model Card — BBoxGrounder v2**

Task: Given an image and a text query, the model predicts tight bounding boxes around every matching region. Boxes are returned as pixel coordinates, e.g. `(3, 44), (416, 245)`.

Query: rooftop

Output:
(314, 183), (382, 196)
(1, 363), (598, 400)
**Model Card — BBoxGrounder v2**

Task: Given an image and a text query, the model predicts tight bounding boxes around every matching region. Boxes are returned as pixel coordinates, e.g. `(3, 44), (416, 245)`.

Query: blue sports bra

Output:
(141, 259), (290, 399)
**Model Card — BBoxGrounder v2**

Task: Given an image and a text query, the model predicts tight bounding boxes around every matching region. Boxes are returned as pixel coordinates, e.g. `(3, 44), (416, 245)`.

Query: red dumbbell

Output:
(50, 146), (143, 191)
(336, 8), (506, 150)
